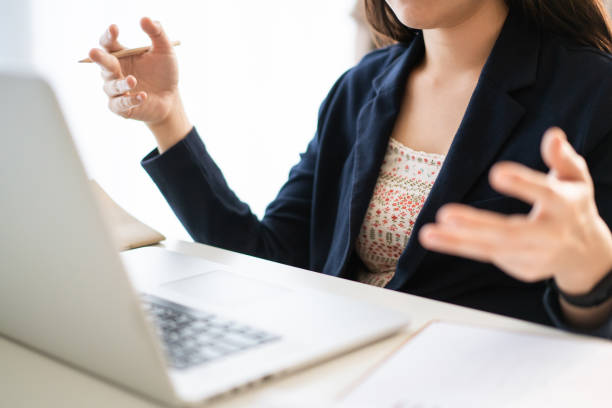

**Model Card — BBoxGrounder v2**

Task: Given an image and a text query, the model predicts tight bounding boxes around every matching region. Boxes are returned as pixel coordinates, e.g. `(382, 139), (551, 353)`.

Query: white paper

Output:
(340, 321), (612, 408)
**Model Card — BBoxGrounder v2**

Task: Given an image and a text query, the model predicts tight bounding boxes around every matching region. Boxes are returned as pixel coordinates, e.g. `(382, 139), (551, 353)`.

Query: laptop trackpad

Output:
(160, 271), (290, 307)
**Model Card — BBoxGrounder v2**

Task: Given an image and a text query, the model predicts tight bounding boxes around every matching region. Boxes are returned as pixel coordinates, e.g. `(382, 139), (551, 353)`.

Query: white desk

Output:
(0, 240), (576, 407)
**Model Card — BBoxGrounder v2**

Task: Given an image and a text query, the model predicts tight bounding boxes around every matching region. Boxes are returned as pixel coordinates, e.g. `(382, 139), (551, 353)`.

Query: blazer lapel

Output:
(383, 8), (542, 290)
(336, 37), (426, 278)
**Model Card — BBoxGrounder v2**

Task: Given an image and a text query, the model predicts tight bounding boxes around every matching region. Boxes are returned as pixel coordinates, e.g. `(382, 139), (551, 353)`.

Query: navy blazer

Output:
(143, 7), (612, 337)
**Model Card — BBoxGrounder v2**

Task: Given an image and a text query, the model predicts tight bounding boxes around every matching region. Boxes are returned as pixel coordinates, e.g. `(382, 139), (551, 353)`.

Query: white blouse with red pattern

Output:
(355, 138), (446, 287)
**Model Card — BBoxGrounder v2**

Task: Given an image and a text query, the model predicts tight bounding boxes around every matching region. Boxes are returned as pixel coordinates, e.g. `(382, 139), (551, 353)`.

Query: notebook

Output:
(90, 180), (165, 250)
(337, 321), (612, 408)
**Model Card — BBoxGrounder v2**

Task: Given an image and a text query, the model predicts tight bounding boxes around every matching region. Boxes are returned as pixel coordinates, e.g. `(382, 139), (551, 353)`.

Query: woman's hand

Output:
(89, 17), (191, 152)
(419, 128), (612, 326)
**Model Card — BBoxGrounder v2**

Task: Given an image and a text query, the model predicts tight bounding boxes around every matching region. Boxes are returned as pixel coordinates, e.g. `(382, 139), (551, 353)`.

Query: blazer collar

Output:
(345, 7), (541, 286)
(371, 34), (424, 95)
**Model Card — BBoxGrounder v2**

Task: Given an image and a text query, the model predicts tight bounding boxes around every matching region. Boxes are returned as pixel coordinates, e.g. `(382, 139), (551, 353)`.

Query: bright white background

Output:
(4, 0), (358, 241)
(7, 1), (611, 242)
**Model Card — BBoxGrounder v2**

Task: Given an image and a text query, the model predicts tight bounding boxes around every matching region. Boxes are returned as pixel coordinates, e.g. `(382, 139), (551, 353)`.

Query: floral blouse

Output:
(355, 138), (446, 287)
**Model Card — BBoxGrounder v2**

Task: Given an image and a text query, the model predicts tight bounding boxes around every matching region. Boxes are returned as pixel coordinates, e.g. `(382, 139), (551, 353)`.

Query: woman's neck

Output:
(421, 1), (509, 80)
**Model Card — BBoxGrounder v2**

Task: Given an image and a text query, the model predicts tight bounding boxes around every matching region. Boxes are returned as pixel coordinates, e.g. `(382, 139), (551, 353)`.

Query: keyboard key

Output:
(220, 332), (264, 349)
(197, 347), (227, 361)
(140, 294), (280, 370)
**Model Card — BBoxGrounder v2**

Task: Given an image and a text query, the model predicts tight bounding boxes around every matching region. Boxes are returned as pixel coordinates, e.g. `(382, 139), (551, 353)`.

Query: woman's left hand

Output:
(419, 127), (612, 297)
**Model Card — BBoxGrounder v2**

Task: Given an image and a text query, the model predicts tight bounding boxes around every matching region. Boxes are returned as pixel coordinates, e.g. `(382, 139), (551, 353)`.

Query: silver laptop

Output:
(0, 70), (409, 406)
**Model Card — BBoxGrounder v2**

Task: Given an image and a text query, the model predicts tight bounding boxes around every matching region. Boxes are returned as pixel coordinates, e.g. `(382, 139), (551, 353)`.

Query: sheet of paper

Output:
(339, 321), (612, 408)
(90, 180), (165, 251)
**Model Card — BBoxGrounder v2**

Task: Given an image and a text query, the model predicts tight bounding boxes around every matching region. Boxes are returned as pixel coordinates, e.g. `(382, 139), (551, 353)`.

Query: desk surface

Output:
(0, 240), (576, 407)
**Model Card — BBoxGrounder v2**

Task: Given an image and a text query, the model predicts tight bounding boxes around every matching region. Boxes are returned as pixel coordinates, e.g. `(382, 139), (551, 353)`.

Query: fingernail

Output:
(437, 207), (455, 223)
(438, 213), (458, 226)
(560, 142), (574, 158)
(496, 174), (513, 188)
(106, 29), (112, 41)
(422, 230), (439, 244)
(556, 128), (567, 141)
(136, 94), (143, 103)
(492, 166), (511, 181)
(118, 81), (131, 93)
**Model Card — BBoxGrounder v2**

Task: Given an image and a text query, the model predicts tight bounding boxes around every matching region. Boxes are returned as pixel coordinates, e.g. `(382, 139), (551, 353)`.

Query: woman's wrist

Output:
(147, 95), (192, 154)
(554, 216), (612, 296)
(554, 261), (612, 329)
(552, 215), (612, 328)
(558, 294), (612, 329)
(555, 267), (612, 306)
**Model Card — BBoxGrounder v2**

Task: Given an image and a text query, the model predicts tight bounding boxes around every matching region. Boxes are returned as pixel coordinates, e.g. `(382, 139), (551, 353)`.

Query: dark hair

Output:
(364, 0), (612, 53)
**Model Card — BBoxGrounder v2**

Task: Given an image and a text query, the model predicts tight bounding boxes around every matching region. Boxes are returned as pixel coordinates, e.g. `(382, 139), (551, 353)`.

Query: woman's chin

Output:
(392, 9), (453, 31)
(388, 0), (498, 31)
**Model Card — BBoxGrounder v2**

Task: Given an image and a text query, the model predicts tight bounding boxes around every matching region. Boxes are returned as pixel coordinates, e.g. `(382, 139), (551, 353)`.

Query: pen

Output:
(78, 40), (181, 63)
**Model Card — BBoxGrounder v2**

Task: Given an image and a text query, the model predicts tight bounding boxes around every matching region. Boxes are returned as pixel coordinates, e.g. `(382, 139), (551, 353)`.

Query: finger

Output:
(541, 127), (591, 184)
(436, 203), (553, 250)
(89, 48), (122, 79)
(419, 217), (539, 262)
(435, 208), (530, 247)
(421, 223), (551, 283)
(435, 203), (528, 232)
(140, 17), (173, 52)
(103, 76), (137, 97)
(109, 92), (145, 114)
(101, 69), (118, 80)
(420, 223), (550, 282)
(99, 24), (125, 52)
(489, 162), (559, 205)
(429, 201), (529, 240)
(419, 224), (498, 263)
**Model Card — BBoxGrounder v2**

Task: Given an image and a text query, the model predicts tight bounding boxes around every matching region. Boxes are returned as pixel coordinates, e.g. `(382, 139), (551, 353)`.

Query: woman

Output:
(89, 1), (612, 336)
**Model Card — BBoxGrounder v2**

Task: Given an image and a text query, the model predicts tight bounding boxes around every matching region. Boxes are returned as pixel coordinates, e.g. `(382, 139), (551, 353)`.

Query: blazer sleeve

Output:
(141, 126), (320, 269)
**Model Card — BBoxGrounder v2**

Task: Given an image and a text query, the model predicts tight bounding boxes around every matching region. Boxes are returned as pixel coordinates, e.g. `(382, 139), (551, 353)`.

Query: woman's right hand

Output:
(89, 17), (192, 152)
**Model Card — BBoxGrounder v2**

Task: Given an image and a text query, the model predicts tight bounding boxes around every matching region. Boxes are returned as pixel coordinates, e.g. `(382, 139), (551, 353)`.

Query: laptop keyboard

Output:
(141, 294), (280, 370)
